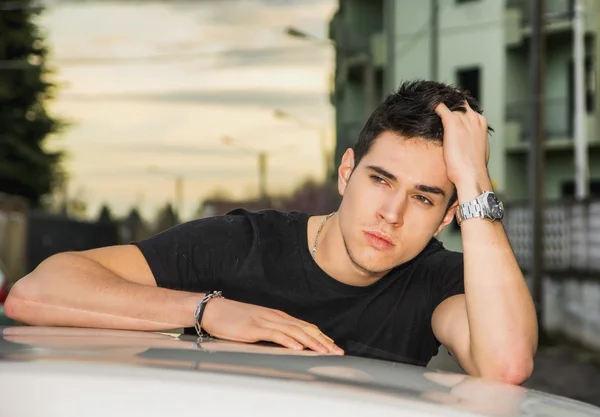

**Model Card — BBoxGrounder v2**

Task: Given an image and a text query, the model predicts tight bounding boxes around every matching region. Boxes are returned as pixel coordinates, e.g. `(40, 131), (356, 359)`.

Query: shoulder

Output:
(417, 239), (465, 310)
(421, 238), (462, 263)
(223, 208), (309, 232)
(414, 238), (464, 276)
(132, 208), (309, 257)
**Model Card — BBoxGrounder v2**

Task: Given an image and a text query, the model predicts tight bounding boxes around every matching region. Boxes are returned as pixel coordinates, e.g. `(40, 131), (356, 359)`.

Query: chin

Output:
(349, 250), (401, 275)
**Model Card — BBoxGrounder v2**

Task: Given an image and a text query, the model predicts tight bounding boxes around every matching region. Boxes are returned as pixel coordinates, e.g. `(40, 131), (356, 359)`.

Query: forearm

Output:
(5, 253), (203, 330)
(458, 177), (538, 380)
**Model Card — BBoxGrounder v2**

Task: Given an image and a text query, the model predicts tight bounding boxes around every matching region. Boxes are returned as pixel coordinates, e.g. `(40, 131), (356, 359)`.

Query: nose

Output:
(377, 194), (407, 227)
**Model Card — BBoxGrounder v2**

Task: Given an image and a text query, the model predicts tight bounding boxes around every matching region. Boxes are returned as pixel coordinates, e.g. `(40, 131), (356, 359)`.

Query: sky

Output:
(36, 0), (337, 221)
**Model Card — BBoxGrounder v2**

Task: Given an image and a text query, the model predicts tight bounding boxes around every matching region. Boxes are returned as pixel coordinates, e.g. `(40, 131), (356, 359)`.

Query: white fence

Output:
(504, 199), (600, 349)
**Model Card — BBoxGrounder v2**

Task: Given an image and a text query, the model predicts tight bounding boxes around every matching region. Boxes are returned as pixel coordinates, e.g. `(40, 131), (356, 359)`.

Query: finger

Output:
(296, 320), (334, 342)
(292, 317), (340, 347)
(261, 329), (305, 351)
(478, 112), (489, 129)
(462, 100), (481, 125)
(434, 102), (453, 120)
(270, 312), (342, 353)
(299, 323), (343, 354)
(435, 102), (468, 130)
(268, 322), (330, 354)
(301, 322), (340, 349)
(463, 99), (474, 113)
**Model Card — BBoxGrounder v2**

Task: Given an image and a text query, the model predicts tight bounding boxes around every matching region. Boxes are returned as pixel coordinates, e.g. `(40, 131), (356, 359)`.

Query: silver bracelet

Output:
(193, 290), (223, 338)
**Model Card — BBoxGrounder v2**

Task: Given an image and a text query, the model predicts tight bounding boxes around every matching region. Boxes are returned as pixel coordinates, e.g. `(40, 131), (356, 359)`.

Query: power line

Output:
(393, 0), (449, 60)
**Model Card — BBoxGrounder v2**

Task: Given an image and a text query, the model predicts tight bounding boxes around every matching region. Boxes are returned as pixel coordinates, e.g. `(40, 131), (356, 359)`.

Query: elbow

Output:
(478, 354), (534, 385)
(5, 273), (41, 324)
(4, 253), (71, 324)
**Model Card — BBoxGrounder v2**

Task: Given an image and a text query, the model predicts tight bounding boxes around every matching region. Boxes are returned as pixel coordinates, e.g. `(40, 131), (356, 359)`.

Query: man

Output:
(5, 80), (538, 384)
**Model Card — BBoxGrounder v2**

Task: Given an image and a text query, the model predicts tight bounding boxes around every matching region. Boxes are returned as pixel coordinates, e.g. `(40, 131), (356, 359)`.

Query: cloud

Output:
(78, 167), (256, 179)
(77, 165), (302, 180)
(52, 44), (331, 71)
(216, 44), (331, 69)
(62, 88), (328, 109)
(101, 143), (250, 156)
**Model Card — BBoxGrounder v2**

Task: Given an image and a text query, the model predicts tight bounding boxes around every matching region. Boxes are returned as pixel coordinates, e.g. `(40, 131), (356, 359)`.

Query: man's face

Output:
(337, 131), (457, 276)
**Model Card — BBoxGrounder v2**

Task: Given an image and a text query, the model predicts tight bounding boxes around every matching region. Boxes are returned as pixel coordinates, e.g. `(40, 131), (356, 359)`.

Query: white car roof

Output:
(1, 326), (598, 417)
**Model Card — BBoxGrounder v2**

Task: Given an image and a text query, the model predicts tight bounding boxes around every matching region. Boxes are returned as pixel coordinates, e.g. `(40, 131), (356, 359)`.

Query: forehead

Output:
(360, 132), (451, 187)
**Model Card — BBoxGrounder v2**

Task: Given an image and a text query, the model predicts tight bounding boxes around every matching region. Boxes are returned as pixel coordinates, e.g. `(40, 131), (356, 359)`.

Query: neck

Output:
(310, 214), (387, 287)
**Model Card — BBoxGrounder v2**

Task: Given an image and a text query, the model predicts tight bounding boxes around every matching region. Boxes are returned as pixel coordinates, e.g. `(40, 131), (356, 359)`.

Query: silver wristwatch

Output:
(455, 191), (504, 226)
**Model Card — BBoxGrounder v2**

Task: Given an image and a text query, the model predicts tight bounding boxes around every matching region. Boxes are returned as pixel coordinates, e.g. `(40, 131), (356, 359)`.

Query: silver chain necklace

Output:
(311, 212), (335, 259)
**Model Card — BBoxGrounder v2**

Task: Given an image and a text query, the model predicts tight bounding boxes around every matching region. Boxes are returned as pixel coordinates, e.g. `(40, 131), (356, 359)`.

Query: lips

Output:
(363, 231), (395, 250)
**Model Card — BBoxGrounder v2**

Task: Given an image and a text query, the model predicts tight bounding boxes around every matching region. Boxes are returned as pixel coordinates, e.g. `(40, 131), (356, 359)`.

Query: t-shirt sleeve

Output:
(425, 248), (465, 312)
(132, 212), (254, 292)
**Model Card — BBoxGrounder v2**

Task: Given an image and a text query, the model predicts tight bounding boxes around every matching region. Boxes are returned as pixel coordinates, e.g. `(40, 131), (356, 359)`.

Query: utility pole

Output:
(147, 166), (185, 222)
(258, 151), (267, 201)
(175, 175), (184, 221)
(364, 58), (376, 119)
(273, 109), (332, 182)
(573, 0), (589, 200)
(529, 0), (546, 339)
(430, 0), (439, 81)
(222, 136), (294, 201)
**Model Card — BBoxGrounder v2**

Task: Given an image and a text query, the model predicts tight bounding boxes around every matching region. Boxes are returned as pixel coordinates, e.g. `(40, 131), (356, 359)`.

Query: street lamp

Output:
(273, 109), (332, 182)
(284, 26), (323, 43)
(221, 136), (294, 201)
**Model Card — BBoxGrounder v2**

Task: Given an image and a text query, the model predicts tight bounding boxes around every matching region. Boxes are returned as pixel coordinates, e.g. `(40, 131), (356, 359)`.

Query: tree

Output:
(154, 202), (178, 233)
(0, 1), (66, 206)
(97, 203), (113, 223)
(278, 179), (340, 214)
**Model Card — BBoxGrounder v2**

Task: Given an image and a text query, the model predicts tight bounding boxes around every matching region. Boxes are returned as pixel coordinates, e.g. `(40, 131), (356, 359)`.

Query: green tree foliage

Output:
(0, 0), (66, 206)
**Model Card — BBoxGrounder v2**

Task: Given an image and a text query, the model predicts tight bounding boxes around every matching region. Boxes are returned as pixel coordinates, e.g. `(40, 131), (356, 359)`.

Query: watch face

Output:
(487, 193), (504, 219)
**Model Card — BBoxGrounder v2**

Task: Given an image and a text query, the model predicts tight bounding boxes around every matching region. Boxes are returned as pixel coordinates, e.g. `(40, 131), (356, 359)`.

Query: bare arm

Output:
(5, 245), (344, 354)
(432, 102), (537, 384)
(432, 209), (537, 383)
(5, 245), (202, 330)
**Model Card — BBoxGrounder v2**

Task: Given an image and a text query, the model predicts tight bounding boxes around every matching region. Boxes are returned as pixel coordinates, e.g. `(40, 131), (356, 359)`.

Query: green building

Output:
(329, 0), (600, 250)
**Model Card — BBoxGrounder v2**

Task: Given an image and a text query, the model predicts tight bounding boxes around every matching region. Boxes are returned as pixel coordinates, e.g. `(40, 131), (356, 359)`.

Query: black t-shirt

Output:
(133, 209), (464, 367)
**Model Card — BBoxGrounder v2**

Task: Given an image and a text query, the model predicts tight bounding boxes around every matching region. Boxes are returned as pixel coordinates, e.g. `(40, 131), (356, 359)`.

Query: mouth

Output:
(363, 231), (395, 251)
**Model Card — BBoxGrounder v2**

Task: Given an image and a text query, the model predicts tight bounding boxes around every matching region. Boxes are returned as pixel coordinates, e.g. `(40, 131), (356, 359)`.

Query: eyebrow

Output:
(416, 184), (446, 198)
(367, 165), (397, 182)
(366, 165), (446, 198)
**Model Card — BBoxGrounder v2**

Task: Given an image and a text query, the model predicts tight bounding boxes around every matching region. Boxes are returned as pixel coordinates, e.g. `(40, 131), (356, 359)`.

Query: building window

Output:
(561, 180), (600, 198)
(456, 66), (482, 103)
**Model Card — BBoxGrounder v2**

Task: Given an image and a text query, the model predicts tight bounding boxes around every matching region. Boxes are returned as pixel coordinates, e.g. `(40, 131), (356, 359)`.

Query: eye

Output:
(370, 175), (387, 185)
(415, 195), (432, 205)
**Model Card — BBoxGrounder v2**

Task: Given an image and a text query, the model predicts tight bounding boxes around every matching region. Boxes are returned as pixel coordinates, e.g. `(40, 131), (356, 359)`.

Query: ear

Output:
(338, 148), (355, 196)
(433, 201), (458, 237)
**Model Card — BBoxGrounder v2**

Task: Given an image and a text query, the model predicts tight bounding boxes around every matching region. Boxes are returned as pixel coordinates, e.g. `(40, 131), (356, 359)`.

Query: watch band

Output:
(456, 199), (485, 225)
(193, 290), (223, 338)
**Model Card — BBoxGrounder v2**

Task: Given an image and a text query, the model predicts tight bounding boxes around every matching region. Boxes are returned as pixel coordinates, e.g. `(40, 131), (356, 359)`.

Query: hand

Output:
(201, 297), (344, 355)
(434, 101), (490, 189)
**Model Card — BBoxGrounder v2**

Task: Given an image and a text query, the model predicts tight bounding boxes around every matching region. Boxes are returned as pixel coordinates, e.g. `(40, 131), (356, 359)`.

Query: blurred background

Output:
(1, 0), (600, 406)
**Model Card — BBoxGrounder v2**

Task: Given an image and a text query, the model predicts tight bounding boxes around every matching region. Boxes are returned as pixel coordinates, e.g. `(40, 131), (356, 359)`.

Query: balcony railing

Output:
(504, 198), (600, 273)
(504, 198), (600, 349)
(506, 0), (573, 26)
(505, 97), (573, 140)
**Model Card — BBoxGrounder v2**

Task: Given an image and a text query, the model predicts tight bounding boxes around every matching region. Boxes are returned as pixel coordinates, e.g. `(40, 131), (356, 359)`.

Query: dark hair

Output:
(353, 79), (494, 208)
